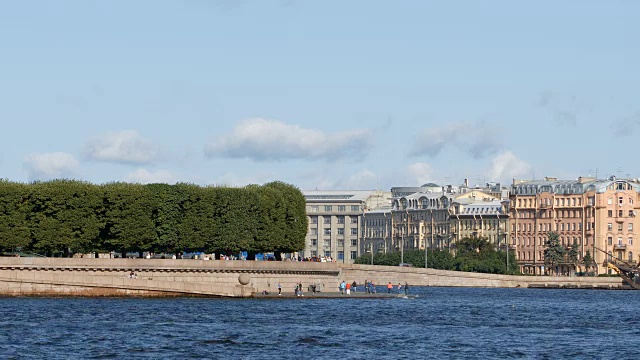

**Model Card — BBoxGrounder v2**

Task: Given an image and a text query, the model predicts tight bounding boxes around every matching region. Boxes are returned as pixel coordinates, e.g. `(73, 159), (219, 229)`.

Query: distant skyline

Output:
(2, 1), (639, 190)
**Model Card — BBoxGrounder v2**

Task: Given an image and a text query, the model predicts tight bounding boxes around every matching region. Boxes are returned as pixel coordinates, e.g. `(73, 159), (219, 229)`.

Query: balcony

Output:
(614, 244), (627, 250)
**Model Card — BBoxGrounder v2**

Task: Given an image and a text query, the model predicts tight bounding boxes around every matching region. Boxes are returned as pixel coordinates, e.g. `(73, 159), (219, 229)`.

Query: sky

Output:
(1, 1), (639, 191)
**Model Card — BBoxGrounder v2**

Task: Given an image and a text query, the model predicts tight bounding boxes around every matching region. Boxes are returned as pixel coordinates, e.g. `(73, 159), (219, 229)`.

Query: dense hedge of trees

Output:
(355, 237), (519, 275)
(0, 179), (308, 258)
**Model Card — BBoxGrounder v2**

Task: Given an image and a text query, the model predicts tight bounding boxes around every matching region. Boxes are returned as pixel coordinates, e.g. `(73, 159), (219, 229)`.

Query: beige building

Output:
(303, 190), (391, 263)
(510, 176), (640, 275)
(362, 184), (510, 262)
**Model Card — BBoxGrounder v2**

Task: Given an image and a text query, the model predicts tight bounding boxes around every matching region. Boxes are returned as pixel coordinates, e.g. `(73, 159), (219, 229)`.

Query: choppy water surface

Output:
(1, 287), (639, 359)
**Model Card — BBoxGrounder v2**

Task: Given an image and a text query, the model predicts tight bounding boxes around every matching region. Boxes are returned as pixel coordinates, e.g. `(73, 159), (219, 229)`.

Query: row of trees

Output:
(354, 237), (519, 275)
(543, 231), (595, 275)
(0, 180), (308, 258)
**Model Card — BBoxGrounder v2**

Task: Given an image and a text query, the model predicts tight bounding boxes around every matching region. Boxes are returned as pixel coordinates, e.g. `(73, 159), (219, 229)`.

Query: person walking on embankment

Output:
(387, 282), (393, 294)
(346, 282), (351, 295)
(404, 282), (409, 296)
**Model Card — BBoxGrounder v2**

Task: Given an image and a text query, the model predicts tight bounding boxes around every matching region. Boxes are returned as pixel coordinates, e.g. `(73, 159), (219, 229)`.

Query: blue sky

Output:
(2, 1), (639, 190)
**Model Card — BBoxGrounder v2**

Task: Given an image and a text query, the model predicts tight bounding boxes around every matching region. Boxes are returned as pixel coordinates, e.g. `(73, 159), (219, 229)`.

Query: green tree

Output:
(27, 180), (102, 256)
(567, 241), (579, 274)
(543, 232), (566, 275)
(582, 250), (594, 274)
(263, 181), (308, 258)
(102, 183), (156, 257)
(0, 180), (31, 253)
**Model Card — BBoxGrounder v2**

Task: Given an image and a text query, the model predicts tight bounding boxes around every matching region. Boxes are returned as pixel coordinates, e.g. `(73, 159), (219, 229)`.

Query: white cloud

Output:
(84, 130), (159, 164)
(407, 162), (435, 185)
(410, 121), (504, 159)
(204, 118), (373, 161)
(125, 168), (179, 184)
(23, 152), (79, 181)
(335, 169), (378, 189)
(487, 151), (531, 183)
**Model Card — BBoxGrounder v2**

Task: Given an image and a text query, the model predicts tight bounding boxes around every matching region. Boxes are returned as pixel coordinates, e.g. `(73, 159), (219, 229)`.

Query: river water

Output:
(1, 287), (638, 359)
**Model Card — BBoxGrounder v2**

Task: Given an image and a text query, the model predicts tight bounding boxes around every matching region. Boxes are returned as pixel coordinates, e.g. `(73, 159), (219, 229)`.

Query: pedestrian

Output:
(352, 281), (357, 293)
(346, 281), (351, 295)
(371, 281), (376, 293)
(278, 282), (282, 296)
(340, 281), (346, 294)
(365, 280), (370, 294)
(404, 282), (409, 296)
(397, 283), (402, 293)
(312, 282), (317, 295)
(387, 282), (393, 294)
(298, 282), (304, 297)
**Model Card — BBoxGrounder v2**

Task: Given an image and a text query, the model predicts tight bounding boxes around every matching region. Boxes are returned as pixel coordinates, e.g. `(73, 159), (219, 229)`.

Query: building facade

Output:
(303, 190), (391, 263)
(510, 176), (640, 275)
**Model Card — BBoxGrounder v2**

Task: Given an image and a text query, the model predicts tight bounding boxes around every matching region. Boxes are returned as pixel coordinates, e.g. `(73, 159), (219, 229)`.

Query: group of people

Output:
(386, 281), (409, 295)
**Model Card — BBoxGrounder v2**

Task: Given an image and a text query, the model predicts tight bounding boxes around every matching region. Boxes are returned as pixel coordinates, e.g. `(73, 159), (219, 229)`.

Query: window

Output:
(337, 228), (344, 235)
(608, 210), (613, 217)
(311, 216), (318, 224)
(337, 251), (344, 260)
(619, 197), (624, 205)
(351, 205), (360, 212)
(311, 229), (317, 235)
(608, 198), (613, 205)
(608, 223), (613, 231)
(323, 217), (331, 224)
(629, 237), (633, 246)
(324, 228), (331, 235)
(351, 217), (358, 224)
(629, 223), (634, 232)
(608, 236), (613, 245)
(629, 252), (634, 263)
(337, 205), (346, 212)
(311, 206), (319, 212)
(325, 251), (332, 257)
(630, 210), (635, 217)
(351, 239), (357, 246)
(630, 198), (634, 205)
(350, 251), (358, 259)
(618, 223), (623, 232)
(337, 216), (344, 224)
(324, 205), (333, 212)
(311, 239), (317, 246)
(324, 239), (331, 246)
(619, 210), (623, 217)
(618, 237), (623, 246)
(337, 239), (344, 247)
(311, 250), (317, 257)
(351, 228), (358, 235)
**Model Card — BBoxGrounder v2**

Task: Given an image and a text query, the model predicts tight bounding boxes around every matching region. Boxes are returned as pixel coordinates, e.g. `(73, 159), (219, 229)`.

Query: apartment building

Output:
(303, 190), (391, 263)
(510, 176), (640, 275)
(361, 183), (509, 258)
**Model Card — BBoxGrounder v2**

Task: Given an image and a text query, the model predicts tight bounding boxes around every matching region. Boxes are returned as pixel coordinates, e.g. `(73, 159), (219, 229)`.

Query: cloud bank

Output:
(23, 152), (79, 181)
(204, 118), (373, 161)
(409, 121), (504, 159)
(84, 130), (160, 165)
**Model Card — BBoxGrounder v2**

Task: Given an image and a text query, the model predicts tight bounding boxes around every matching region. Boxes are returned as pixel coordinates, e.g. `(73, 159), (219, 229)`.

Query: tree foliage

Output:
(0, 180), (306, 257)
(354, 237), (519, 275)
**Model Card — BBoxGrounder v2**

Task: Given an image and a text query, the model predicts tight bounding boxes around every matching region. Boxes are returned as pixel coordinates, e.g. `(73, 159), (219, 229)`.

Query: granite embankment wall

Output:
(0, 258), (626, 297)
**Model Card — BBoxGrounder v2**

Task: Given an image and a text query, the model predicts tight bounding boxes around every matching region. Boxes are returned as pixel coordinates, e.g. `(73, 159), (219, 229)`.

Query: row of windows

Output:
(309, 250), (358, 260)
(607, 236), (634, 246)
(310, 239), (358, 247)
(517, 222), (584, 232)
(310, 205), (361, 212)
(607, 197), (634, 205)
(607, 210), (636, 217)
(309, 216), (358, 224)
(310, 228), (359, 235)
(517, 197), (584, 208)
(516, 236), (588, 247)
(606, 223), (634, 232)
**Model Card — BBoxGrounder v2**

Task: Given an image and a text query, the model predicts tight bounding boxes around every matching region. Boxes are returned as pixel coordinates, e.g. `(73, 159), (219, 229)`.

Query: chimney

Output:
(464, 178), (469, 187)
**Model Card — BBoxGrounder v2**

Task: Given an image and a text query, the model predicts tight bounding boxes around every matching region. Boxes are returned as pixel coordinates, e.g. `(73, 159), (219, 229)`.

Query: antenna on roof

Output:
(595, 168), (599, 179)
